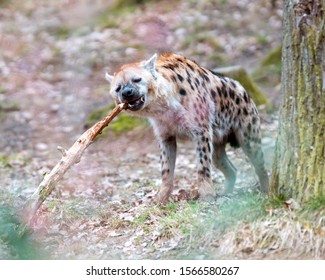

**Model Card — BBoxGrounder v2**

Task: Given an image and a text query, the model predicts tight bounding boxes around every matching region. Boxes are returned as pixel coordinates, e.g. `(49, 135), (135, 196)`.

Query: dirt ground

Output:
(0, 0), (287, 259)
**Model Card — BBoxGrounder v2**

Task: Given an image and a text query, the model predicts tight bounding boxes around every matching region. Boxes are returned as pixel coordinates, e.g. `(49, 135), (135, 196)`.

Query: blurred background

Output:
(0, 0), (283, 259)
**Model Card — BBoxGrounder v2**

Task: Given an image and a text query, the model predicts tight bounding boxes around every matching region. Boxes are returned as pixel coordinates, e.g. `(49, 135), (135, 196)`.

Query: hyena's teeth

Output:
(141, 96), (145, 103)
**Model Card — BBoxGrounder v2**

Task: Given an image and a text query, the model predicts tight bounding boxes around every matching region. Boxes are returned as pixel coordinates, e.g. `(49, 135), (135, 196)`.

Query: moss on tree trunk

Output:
(270, 0), (325, 202)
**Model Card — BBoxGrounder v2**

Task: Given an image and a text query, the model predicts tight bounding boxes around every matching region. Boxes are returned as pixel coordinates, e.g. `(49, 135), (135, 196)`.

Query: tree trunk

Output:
(270, 0), (325, 202)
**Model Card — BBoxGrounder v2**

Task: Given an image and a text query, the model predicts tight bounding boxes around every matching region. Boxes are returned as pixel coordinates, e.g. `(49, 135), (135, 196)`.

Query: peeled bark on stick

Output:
(25, 103), (128, 224)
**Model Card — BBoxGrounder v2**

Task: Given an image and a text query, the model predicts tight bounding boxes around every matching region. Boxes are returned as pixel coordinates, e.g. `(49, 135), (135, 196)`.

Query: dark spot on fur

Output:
(187, 62), (194, 71)
(162, 64), (177, 71)
(161, 169), (170, 176)
(171, 75), (177, 83)
(179, 88), (187, 95)
(229, 88), (235, 99)
(247, 123), (252, 132)
(209, 69), (224, 78)
(243, 91), (250, 103)
(252, 116), (257, 125)
(230, 80), (236, 88)
(236, 97), (241, 105)
(203, 74), (210, 82)
(222, 87), (228, 98)
(243, 107), (249, 115)
(177, 74), (184, 82)
(211, 89), (217, 99)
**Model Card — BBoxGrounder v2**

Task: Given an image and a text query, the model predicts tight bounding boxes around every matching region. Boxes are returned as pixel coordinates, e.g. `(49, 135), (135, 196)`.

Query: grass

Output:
(85, 104), (147, 135)
(128, 191), (324, 259)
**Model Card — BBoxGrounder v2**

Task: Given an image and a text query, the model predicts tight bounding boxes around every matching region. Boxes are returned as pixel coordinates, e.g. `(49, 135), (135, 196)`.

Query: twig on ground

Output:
(24, 103), (128, 226)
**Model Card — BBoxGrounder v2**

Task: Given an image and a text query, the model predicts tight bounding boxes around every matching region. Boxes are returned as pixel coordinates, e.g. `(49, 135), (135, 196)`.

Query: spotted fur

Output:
(106, 53), (269, 204)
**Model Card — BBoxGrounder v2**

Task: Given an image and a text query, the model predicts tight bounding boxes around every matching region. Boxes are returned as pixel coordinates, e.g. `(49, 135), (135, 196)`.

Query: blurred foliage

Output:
(0, 206), (44, 259)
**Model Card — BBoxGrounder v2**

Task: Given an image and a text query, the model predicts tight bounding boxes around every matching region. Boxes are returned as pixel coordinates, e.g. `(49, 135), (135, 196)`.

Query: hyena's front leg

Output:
(195, 132), (216, 200)
(155, 136), (177, 204)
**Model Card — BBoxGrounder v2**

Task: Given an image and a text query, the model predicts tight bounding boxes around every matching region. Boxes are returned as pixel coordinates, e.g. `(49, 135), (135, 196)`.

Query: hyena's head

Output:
(105, 54), (158, 111)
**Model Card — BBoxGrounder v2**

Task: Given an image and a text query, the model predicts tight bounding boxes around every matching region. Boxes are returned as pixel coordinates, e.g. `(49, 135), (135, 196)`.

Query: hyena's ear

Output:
(143, 53), (158, 79)
(105, 72), (114, 83)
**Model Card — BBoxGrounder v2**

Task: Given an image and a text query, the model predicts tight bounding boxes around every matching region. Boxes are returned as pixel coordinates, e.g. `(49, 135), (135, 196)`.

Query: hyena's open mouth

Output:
(126, 95), (145, 111)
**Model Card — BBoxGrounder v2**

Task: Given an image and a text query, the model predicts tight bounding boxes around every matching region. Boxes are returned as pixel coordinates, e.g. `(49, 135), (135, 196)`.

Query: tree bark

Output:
(270, 0), (325, 202)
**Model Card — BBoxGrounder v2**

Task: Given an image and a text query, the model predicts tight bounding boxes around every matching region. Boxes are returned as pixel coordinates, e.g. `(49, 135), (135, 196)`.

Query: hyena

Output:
(105, 53), (269, 204)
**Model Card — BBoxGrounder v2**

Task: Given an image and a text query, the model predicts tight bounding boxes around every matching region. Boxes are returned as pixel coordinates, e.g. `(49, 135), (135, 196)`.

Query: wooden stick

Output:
(25, 103), (128, 225)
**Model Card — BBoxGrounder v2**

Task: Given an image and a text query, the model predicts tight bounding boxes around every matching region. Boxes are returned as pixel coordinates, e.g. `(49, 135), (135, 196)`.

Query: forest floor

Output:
(0, 0), (324, 259)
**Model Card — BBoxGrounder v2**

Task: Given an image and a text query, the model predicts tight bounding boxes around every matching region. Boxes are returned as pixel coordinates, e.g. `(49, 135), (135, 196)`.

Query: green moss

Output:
(182, 33), (224, 51)
(0, 101), (19, 112)
(253, 45), (282, 85)
(0, 86), (6, 94)
(261, 45), (282, 66)
(0, 155), (11, 168)
(85, 104), (147, 135)
(97, 0), (154, 29)
(48, 26), (72, 39)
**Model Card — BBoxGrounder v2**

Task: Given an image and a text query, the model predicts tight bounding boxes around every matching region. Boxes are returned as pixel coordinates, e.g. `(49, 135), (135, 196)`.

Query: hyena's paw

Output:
(154, 185), (173, 205)
(196, 181), (216, 201)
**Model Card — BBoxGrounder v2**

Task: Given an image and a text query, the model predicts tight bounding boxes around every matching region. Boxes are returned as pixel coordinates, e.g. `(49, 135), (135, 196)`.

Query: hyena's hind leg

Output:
(236, 128), (269, 193)
(212, 141), (237, 195)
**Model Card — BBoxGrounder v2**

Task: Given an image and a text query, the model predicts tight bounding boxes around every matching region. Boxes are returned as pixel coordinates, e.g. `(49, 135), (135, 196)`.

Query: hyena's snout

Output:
(121, 86), (145, 111)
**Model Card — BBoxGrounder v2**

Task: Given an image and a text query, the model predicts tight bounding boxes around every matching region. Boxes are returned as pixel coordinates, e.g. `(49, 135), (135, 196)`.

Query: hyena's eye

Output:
(132, 77), (142, 83)
(116, 85), (122, 92)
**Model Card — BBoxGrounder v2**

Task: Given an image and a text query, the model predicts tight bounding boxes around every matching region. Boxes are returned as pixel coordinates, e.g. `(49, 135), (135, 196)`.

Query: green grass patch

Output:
(0, 155), (11, 168)
(85, 104), (147, 135)
(304, 195), (325, 211)
(131, 193), (268, 250)
(48, 26), (72, 40)
(252, 45), (282, 85)
(96, 0), (154, 29)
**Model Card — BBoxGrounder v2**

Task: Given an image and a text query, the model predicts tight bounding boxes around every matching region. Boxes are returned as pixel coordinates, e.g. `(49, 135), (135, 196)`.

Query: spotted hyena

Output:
(105, 53), (269, 204)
